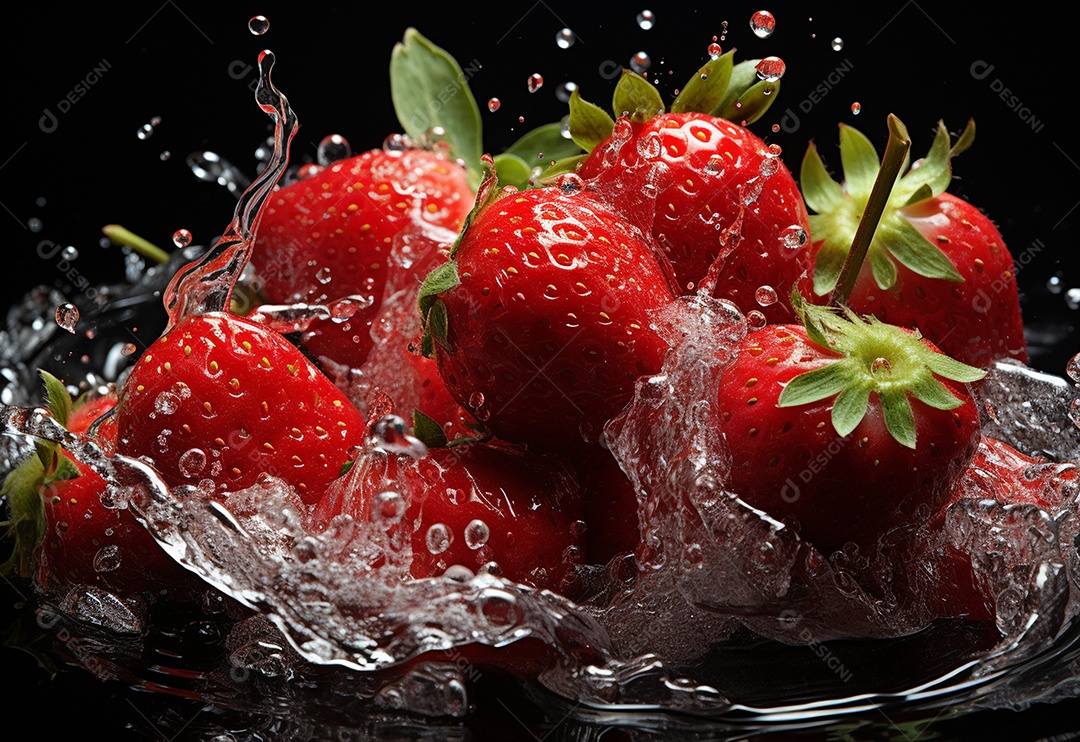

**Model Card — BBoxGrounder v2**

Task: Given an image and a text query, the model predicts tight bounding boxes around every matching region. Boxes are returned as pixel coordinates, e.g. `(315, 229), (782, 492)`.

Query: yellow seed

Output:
(242, 341), (252, 351)
(261, 357), (271, 369)
(184, 345), (192, 356)
(203, 401), (213, 413)
(163, 361), (172, 372)
(209, 360), (219, 373)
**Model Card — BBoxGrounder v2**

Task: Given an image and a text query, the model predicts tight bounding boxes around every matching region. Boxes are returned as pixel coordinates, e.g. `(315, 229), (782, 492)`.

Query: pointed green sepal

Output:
(838, 123), (882, 199)
(831, 384), (872, 437)
(671, 51), (735, 115)
(492, 153), (531, 191)
(777, 364), (851, 407)
(568, 89), (615, 152)
(412, 409), (449, 449)
(0, 454), (46, 578)
(712, 58), (780, 124)
(417, 261), (460, 317)
(612, 69), (665, 123)
(877, 217), (964, 282)
(880, 387), (917, 449)
(800, 142), (845, 214)
(41, 371), (71, 428)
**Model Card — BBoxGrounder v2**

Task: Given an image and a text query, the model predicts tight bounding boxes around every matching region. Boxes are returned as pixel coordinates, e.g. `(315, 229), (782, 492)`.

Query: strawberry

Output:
(418, 171), (676, 454)
(114, 312), (365, 505)
(577, 450), (640, 566)
(251, 147), (473, 371)
(312, 439), (584, 592)
(565, 58), (809, 322)
(716, 297), (986, 554)
(799, 118), (1027, 368)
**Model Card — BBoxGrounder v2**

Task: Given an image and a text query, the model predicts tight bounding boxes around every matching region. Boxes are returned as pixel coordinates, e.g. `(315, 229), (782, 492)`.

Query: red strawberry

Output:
(577, 112), (812, 320)
(312, 441), (584, 592)
(716, 298), (985, 554)
(577, 450), (640, 566)
(419, 173), (676, 454)
(114, 312), (365, 505)
(799, 119), (1026, 368)
(251, 147), (473, 371)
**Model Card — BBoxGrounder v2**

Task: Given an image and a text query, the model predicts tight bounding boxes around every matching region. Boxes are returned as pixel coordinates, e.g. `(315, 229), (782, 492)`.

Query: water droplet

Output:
(314, 266), (333, 285)
(248, 15), (270, 35)
(61, 245), (79, 261)
(755, 56), (786, 82)
(382, 133), (412, 152)
(155, 390), (181, 415)
(637, 133), (662, 159)
(555, 28), (575, 49)
(55, 303), (79, 333)
(851, 102), (862, 115)
(426, 523), (453, 554)
(1067, 288), (1080, 310)
(373, 491), (406, 524)
(831, 37), (844, 51)
(528, 73), (544, 93)
(707, 43), (722, 58)
(1070, 398), (1080, 430)
(137, 124), (154, 140)
(781, 225), (808, 254)
(705, 155), (724, 175)
(771, 124), (780, 133)
(747, 310), (767, 330)
(558, 173), (585, 193)
(487, 97), (501, 113)
(464, 519), (490, 549)
(371, 415), (428, 458)
(159, 151), (171, 161)
(755, 286), (778, 306)
(556, 81), (577, 103)
(759, 157), (780, 176)
(172, 229), (192, 248)
(750, 10), (776, 38)
(329, 298), (360, 322)
(871, 357), (892, 375)
(1067, 353), (1080, 382)
(637, 10), (656, 30)
(1047, 274), (1064, 295)
(178, 448), (207, 477)
(630, 51), (652, 74)
(444, 565), (474, 582)
(94, 544), (121, 573)
(316, 134), (352, 166)
(121, 343), (137, 356)
(28, 217), (42, 233)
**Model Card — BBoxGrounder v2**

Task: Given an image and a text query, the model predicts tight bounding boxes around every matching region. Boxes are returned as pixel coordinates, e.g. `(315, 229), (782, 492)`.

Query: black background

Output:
(1, 2), (1079, 739)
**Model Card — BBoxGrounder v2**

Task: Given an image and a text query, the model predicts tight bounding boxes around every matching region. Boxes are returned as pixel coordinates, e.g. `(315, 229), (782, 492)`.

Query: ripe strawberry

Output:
(251, 147), (473, 371)
(577, 450), (640, 566)
(114, 312), (365, 505)
(312, 440), (584, 592)
(577, 112), (812, 320)
(419, 173), (676, 454)
(716, 298), (985, 554)
(799, 119), (1027, 368)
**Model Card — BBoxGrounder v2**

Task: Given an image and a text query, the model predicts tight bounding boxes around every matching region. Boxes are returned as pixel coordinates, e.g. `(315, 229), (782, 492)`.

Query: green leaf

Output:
(800, 142), (844, 214)
(390, 28), (484, 187)
(790, 290), (832, 350)
(412, 410), (448, 448)
(671, 52), (734, 114)
(713, 58), (774, 122)
(908, 375), (964, 410)
(868, 246), (898, 290)
(777, 363), (852, 407)
(537, 153), (589, 184)
(714, 78), (780, 126)
(448, 155), (500, 259)
(950, 118), (976, 157)
(46, 454), (80, 485)
(880, 387), (917, 449)
(502, 122), (583, 171)
(493, 153), (532, 191)
(40, 371), (71, 428)
(924, 352), (987, 384)
(0, 454), (46, 578)
(838, 124), (881, 200)
(612, 70), (665, 123)
(810, 232), (849, 296)
(417, 261), (459, 316)
(903, 183), (933, 206)
(339, 459), (354, 477)
(568, 89), (615, 152)
(831, 383), (872, 437)
(426, 299), (450, 351)
(893, 120), (952, 202)
(877, 217), (964, 282)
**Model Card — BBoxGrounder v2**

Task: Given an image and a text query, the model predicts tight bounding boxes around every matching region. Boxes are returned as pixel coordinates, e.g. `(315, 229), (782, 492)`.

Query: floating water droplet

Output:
(28, 217), (43, 233)
(172, 229), (192, 248)
(372, 491), (406, 524)
(464, 519), (490, 549)
(637, 10), (656, 30)
(556, 81), (577, 103)
(1047, 274), (1064, 295)
(755, 286), (778, 306)
(35, 196), (46, 207)
(1067, 353), (1080, 382)
(315, 266), (333, 285)
(707, 42), (723, 58)
(329, 298), (360, 322)
(747, 310), (767, 330)
(178, 448), (207, 477)
(94, 544), (121, 573)
(755, 56), (786, 82)
(851, 102), (862, 115)
(186, 151), (251, 196)
(528, 73), (544, 93)
(248, 15), (270, 35)
(371, 415), (428, 458)
(771, 124), (780, 132)
(121, 343), (137, 356)
(426, 523), (453, 554)
(444, 565), (474, 582)
(750, 10), (776, 38)
(831, 37), (844, 51)
(61, 245), (79, 261)
(1067, 288), (1080, 310)
(630, 51), (652, 74)
(159, 151), (171, 161)
(55, 303), (79, 333)
(137, 124), (154, 140)
(316, 134), (352, 166)
(555, 28), (575, 49)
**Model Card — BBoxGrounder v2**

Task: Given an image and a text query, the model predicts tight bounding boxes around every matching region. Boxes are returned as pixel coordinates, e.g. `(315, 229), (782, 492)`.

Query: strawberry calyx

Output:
(781, 292), (986, 449)
(567, 49), (780, 155)
(411, 409), (491, 449)
(802, 116), (976, 298)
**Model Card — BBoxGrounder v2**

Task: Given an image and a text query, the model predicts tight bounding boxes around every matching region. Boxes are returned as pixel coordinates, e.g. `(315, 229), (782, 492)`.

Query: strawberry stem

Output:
(101, 224), (171, 265)
(828, 114), (911, 306)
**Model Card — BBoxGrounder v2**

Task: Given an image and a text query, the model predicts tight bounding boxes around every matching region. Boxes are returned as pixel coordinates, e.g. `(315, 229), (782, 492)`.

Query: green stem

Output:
(828, 114), (911, 306)
(101, 224), (171, 265)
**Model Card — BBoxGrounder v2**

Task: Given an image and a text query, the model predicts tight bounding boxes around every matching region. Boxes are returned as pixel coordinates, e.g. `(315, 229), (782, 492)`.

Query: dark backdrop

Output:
(1, 2), (1078, 739)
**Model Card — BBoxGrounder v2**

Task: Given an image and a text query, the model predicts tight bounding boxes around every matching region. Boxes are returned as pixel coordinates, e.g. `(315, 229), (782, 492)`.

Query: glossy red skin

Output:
(577, 450), (640, 565)
(115, 313), (365, 505)
(717, 324), (981, 555)
(313, 444), (584, 592)
(578, 112), (812, 322)
(253, 149), (472, 371)
(435, 187), (675, 454)
(37, 395), (196, 598)
(801, 193), (1027, 368)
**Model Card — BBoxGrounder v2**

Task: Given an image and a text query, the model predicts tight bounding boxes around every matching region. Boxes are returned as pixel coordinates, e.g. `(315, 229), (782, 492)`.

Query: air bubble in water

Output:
(750, 10), (776, 38)
(747, 310), (767, 330)
(172, 229), (192, 248)
(55, 303), (79, 333)
(755, 286), (778, 306)
(248, 15), (270, 35)
(556, 81), (577, 103)
(464, 519), (490, 549)
(426, 523), (453, 555)
(831, 37), (844, 51)
(755, 56), (786, 82)
(317, 134), (352, 166)
(555, 28), (575, 49)
(528, 74), (544, 93)
(94, 544), (121, 573)
(637, 10), (656, 30)
(487, 98), (501, 112)
(630, 51), (652, 74)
